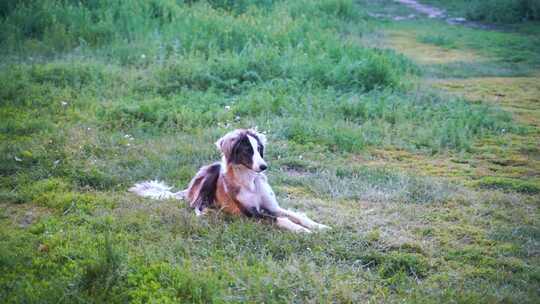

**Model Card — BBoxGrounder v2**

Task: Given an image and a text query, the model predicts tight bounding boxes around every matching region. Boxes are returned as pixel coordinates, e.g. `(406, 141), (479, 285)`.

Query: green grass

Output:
(418, 34), (457, 49)
(1, 0), (539, 303)
(475, 177), (540, 194)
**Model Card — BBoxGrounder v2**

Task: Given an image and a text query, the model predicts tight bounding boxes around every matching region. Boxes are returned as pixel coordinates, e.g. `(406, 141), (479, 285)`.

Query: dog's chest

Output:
(235, 176), (267, 209)
(236, 189), (262, 209)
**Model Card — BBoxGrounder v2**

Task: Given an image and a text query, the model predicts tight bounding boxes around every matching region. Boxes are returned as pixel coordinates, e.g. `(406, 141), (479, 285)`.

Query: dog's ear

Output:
(215, 130), (240, 160)
(215, 137), (224, 151)
(215, 136), (229, 158)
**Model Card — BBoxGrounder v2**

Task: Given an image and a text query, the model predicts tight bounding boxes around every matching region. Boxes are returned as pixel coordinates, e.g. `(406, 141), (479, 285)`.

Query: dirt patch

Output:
(0, 203), (53, 228)
(394, 0), (444, 18)
(391, 0), (503, 30)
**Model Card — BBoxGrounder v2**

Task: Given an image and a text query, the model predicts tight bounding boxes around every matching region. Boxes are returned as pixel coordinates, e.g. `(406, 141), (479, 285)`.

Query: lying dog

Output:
(129, 129), (329, 233)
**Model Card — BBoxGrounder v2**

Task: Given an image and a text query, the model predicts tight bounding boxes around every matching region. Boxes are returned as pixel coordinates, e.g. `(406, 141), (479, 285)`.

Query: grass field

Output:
(1, 0), (539, 303)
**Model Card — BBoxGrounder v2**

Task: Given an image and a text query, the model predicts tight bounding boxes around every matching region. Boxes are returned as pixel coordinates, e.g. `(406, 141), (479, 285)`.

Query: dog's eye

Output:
(258, 145), (264, 157)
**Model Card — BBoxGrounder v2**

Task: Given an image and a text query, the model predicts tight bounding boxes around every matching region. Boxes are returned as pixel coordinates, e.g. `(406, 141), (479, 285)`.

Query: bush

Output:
(360, 251), (430, 280)
(466, 0), (540, 23)
(426, 0), (540, 23)
(80, 234), (124, 298)
(127, 262), (221, 304)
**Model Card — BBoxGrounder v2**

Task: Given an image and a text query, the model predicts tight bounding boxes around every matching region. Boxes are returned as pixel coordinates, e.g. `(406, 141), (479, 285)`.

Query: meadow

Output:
(1, 0), (539, 303)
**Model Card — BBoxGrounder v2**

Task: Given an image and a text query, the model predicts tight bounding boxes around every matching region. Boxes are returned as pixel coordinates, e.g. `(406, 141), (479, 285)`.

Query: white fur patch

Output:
(247, 134), (266, 172)
(128, 180), (185, 200)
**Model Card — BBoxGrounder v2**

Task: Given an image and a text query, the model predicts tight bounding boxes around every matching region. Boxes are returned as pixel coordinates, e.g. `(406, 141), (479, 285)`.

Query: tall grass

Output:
(0, 1), (358, 58)
(466, 0), (540, 23)
(0, 0), (518, 194)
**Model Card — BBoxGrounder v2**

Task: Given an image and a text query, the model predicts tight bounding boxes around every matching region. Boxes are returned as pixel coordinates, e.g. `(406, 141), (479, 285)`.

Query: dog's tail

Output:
(129, 163), (220, 215)
(128, 180), (186, 200)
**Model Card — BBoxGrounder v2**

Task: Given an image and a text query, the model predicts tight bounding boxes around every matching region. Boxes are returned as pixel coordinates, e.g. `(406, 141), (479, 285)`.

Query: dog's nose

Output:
(259, 164), (268, 171)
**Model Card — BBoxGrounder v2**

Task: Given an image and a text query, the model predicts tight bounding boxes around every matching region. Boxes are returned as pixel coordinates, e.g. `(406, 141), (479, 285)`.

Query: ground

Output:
(0, 0), (539, 303)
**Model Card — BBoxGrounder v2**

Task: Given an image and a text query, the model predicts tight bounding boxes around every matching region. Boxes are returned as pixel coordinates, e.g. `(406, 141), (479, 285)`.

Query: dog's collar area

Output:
(227, 162), (265, 174)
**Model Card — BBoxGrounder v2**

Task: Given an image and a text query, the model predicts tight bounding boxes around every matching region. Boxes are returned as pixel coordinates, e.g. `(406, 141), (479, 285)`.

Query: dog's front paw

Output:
(299, 227), (312, 233)
(276, 217), (312, 233)
(316, 223), (331, 230)
(194, 207), (209, 217)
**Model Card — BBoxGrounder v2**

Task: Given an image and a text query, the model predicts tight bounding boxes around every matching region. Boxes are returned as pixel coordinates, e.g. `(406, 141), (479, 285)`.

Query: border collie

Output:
(129, 129), (330, 233)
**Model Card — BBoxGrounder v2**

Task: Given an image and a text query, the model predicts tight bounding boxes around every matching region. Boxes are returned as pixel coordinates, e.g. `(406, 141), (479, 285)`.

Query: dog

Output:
(129, 129), (330, 233)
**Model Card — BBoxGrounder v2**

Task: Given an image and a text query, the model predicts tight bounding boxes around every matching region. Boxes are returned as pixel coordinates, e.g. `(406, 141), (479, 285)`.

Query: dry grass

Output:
(431, 76), (540, 127)
(383, 30), (483, 64)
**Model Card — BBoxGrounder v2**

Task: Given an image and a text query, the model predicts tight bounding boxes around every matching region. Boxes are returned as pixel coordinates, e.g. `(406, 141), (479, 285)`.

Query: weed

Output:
(80, 233), (124, 298)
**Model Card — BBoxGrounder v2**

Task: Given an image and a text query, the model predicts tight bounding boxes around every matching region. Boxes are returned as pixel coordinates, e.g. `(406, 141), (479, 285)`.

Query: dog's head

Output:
(216, 129), (267, 172)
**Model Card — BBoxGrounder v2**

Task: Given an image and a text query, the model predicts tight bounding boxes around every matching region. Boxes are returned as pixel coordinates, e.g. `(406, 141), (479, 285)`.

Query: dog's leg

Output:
(258, 182), (330, 230)
(276, 208), (330, 231)
(275, 217), (311, 233)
